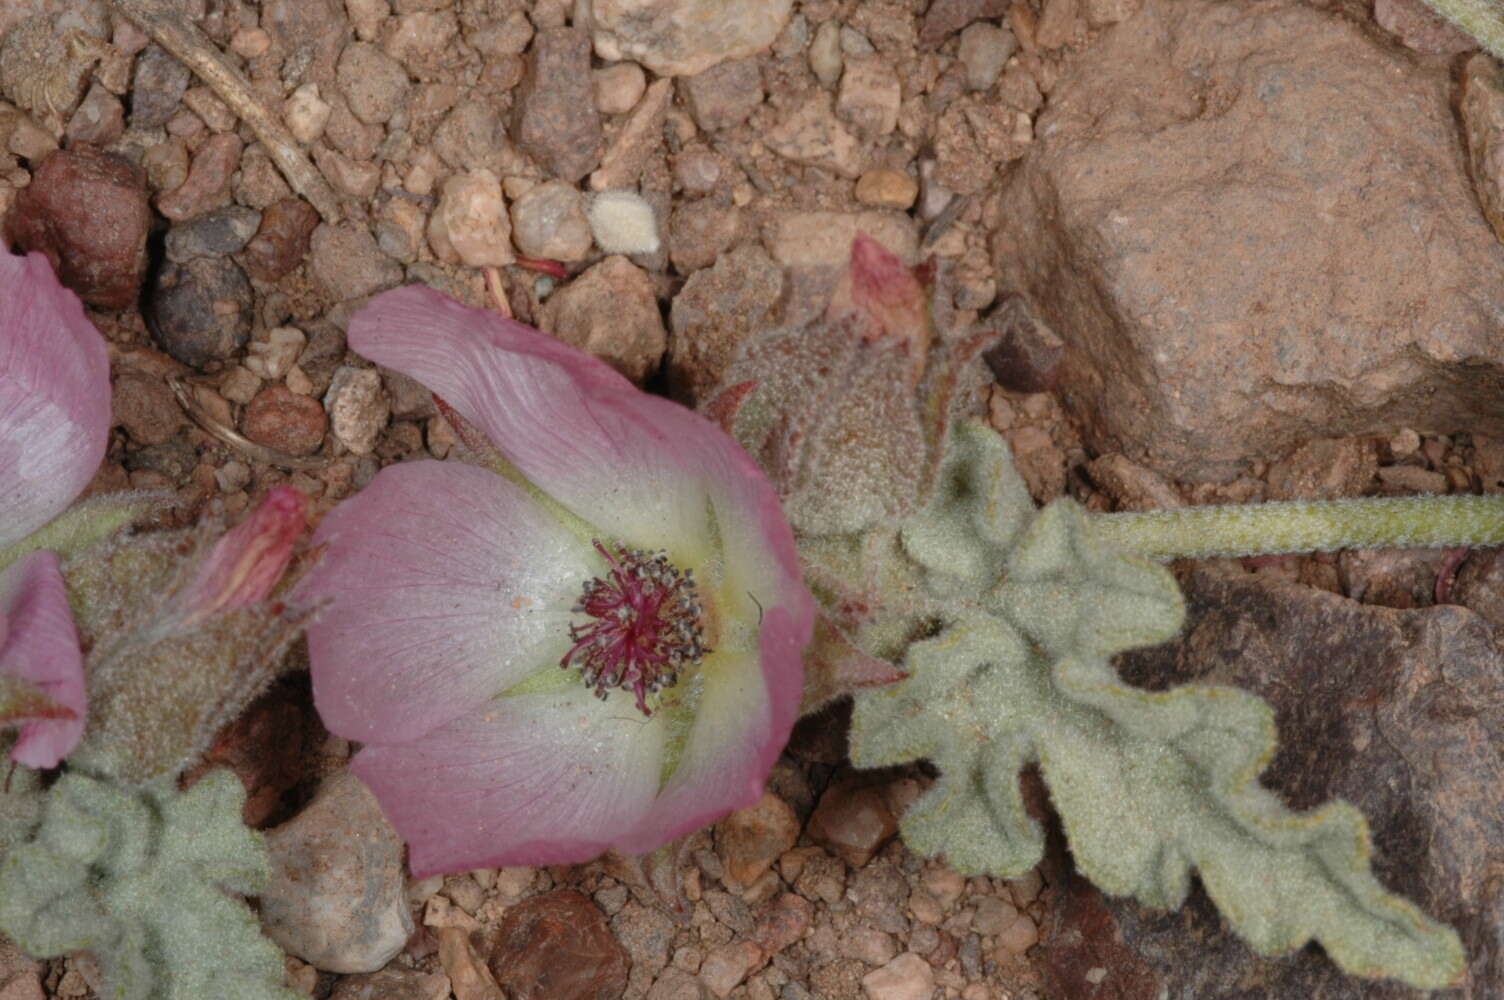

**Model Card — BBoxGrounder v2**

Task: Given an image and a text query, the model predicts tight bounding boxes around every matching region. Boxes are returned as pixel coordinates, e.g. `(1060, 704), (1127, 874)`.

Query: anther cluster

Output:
(561, 540), (708, 715)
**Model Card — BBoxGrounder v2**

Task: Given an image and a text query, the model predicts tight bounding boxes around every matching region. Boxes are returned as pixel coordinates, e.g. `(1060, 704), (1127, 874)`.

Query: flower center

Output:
(560, 540), (708, 715)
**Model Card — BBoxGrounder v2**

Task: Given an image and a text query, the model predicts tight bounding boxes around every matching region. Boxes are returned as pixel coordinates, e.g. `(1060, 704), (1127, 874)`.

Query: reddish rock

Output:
(242, 385), (328, 456)
(920, 0), (1010, 46)
(486, 889), (629, 1000)
(156, 132), (243, 221)
(4, 145), (150, 308)
(1373, 0), (1475, 54)
(512, 28), (601, 183)
(242, 198), (321, 280)
(751, 893), (813, 955)
(807, 780), (898, 868)
(111, 370), (185, 445)
(715, 791), (801, 886)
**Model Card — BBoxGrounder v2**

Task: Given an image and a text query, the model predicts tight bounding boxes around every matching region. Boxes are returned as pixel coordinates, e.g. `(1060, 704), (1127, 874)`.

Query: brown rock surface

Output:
(991, 0), (1504, 481)
(540, 255), (666, 383)
(513, 28), (602, 184)
(4, 145), (149, 308)
(487, 890), (629, 1000)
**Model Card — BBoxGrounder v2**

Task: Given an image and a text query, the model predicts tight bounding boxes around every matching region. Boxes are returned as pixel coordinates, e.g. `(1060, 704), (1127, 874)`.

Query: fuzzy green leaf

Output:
(850, 420), (1466, 990)
(0, 769), (298, 1000)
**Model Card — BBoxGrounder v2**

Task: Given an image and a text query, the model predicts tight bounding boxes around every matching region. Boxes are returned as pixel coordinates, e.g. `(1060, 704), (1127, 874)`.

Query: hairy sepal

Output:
(849, 420), (1465, 990)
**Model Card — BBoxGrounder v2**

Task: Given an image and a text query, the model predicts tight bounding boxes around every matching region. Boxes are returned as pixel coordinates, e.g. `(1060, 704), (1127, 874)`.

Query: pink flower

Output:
(304, 286), (815, 876)
(0, 251), (111, 766)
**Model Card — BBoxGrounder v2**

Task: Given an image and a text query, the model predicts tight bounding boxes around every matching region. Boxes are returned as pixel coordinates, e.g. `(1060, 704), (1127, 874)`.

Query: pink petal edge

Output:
(0, 252), (110, 548)
(305, 459), (593, 744)
(1, 550), (86, 767)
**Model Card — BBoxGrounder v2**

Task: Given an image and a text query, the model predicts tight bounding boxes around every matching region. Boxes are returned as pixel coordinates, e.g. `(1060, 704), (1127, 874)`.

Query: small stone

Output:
(668, 198), (738, 273)
(514, 27), (601, 183)
(1266, 437), (1377, 502)
(215, 459), (252, 493)
(509, 179), (593, 261)
(424, 894), (481, 933)
(668, 242), (783, 401)
(148, 256), (254, 367)
(908, 889), (942, 925)
(588, 190), (661, 255)
(809, 20), (842, 89)
(314, 146), (382, 200)
(860, 954), (933, 1000)
(921, 867), (966, 910)
(957, 22), (1016, 91)
(324, 366), (390, 456)
(220, 366), (263, 405)
(1082, 0), (1142, 25)
(308, 223), (405, 301)
(230, 27), (272, 59)
(766, 95), (865, 177)
(164, 206), (261, 263)
(243, 198), (322, 281)
(841, 927), (897, 967)
(111, 371), (184, 445)
(64, 83), (124, 146)
(338, 41), (410, 124)
(716, 790), (801, 886)
(994, 913), (1038, 955)
(245, 327), (309, 381)
(1035, 0), (1081, 49)
(428, 170), (514, 268)
(646, 969), (702, 1000)
(594, 61), (647, 114)
(4, 145), (150, 308)
(983, 296), (1065, 392)
(261, 772), (413, 973)
(182, 86), (237, 132)
(588, 77), (673, 191)
(672, 148), (723, 194)
(284, 83), (334, 144)
(235, 146), (294, 209)
(681, 57), (763, 132)
(439, 928), (504, 1000)
(837, 56), (900, 137)
(970, 896), (1018, 936)
(156, 132), (242, 221)
(591, 0), (794, 77)
(130, 43), (190, 129)
(375, 198), (427, 263)
(763, 210), (917, 271)
(142, 136), (190, 194)
(700, 941), (765, 999)
(541, 255), (666, 382)
(752, 892), (812, 955)
(854, 168), (918, 210)
(243, 385), (329, 456)
(487, 890), (630, 1000)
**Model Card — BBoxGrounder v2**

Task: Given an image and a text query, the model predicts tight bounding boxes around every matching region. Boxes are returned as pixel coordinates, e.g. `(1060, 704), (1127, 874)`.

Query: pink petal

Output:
(352, 684), (668, 877)
(0, 550), (86, 767)
(615, 606), (807, 854)
(305, 460), (594, 744)
(0, 252), (110, 548)
(348, 287), (791, 558)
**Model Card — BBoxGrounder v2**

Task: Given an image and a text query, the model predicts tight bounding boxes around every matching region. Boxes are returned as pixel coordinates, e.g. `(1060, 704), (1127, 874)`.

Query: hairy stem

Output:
(1089, 493), (1504, 561)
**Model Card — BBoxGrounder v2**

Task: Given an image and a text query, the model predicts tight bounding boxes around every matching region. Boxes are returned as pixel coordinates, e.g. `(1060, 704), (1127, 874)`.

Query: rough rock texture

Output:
(991, 0), (1504, 481)
(485, 890), (630, 1000)
(148, 256), (254, 367)
(540, 255), (666, 383)
(668, 243), (784, 403)
(590, 0), (793, 77)
(4, 145), (149, 308)
(1047, 568), (1504, 998)
(1459, 52), (1504, 245)
(513, 28), (601, 184)
(261, 771), (413, 974)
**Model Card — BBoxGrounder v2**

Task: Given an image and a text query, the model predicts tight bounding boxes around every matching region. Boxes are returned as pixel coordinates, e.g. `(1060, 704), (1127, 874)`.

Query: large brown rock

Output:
(1042, 568), (1504, 998)
(513, 28), (601, 184)
(486, 890), (629, 1000)
(5, 145), (149, 308)
(991, 0), (1504, 481)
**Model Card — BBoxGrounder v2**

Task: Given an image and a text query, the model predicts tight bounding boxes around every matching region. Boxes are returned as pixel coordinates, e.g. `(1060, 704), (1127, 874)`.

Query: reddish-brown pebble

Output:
(752, 893), (812, 955)
(242, 197), (321, 280)
(487, 889), (629, 1000)
(806, 780), (899, 868)
(242, 385), (327, 455)
(156, 132), (242, 221)
(716, 790), (801, 886)
(4, 145), (150, 308)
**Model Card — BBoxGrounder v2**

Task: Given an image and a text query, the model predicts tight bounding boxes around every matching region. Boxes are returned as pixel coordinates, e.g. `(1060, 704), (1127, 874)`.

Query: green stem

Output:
(1419, 0), (1504, 59)
(1088, 493), (1504, 562)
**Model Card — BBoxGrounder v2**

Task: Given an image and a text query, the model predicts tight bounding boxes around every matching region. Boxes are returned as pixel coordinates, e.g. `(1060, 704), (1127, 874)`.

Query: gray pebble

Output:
(131, 44), (191, 130)
(148, 256), (253, 368)
(164, 206), (262, 263)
